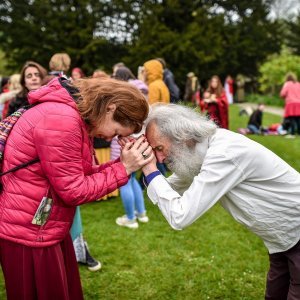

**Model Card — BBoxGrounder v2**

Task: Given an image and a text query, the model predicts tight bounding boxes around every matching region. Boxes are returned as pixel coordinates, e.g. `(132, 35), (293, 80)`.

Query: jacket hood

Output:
(28, 77), (78, 109)
(143, 60), (163, 84)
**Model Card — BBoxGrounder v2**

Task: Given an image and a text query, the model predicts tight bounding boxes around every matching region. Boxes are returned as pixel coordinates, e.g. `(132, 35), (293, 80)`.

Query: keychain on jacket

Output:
(32, 186), (53, 226)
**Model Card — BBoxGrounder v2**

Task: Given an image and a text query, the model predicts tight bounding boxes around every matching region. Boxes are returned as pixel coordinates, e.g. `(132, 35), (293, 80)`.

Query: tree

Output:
(209, 0), (281, 79)
(0, 0), (129, 74)
(0, 0), (282, 85)
(125, 0), (233, 88)
(258, 46), (300, 94)
(0, 47), (10, 76)
(125, 0), (281, 90)
(286, 13), (300, 55)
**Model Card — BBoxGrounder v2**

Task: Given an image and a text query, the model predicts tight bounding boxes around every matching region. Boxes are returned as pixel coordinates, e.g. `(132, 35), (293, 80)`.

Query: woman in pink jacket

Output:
(0, 76), (153, 300)
(280, 73), (300, 138)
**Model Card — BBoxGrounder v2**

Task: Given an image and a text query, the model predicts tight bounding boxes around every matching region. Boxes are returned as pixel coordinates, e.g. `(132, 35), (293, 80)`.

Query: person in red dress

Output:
(201, 75), (229, 129)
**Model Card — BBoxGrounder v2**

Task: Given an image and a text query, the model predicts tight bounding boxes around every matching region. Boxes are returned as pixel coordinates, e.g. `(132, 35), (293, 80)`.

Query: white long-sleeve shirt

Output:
(147, 129), (300, 254)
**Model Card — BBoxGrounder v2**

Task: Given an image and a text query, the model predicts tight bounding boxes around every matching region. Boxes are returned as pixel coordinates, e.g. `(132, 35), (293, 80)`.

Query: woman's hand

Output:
(120, 135), (155, 175)
(210, 94), (217, 102)
(118, 136), (136, 148)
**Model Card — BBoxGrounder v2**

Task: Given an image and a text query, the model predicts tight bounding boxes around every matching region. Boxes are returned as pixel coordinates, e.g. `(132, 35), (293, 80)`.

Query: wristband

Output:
(145, 171), (161, 185)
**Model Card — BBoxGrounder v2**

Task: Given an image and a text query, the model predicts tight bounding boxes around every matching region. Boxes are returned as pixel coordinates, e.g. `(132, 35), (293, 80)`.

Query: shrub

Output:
(245, 93), (284, 107)
(258, 46), (300, 95)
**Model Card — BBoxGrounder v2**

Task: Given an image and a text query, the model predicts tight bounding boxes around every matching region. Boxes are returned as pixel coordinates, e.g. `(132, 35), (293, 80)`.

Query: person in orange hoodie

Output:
(143, 59), (170, 105)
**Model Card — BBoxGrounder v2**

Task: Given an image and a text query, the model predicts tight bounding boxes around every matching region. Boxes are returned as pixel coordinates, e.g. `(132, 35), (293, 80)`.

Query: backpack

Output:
(0, 106), (39, 190)
(0, 77), (75, 191)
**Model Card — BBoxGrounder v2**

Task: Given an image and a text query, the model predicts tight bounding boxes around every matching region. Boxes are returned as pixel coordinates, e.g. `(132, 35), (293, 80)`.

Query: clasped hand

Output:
(119, 135), (156, 175)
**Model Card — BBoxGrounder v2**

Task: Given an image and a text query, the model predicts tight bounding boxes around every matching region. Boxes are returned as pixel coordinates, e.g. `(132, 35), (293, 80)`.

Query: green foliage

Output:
(258, 47), (300, 94)
(0, 49), (9, 76)
(216, 0), (281, 79)
(126, 0), (281, 87)
(287, 14), (300, 55)
(0, 0), (282, 83)
(0, 0), (133, 74)
(245, 93), (284, 107)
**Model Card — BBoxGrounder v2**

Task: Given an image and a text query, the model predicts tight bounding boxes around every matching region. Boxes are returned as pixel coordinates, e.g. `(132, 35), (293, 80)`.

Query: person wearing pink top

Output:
(280, 73), (300, 137)
(0, 76), (153, 300)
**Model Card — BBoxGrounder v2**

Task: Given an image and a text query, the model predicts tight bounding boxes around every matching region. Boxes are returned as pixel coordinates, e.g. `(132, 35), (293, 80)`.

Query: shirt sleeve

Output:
(147, 153), (245, 230)
(145, 171), (161, 185)
(166, 173), (193, 196)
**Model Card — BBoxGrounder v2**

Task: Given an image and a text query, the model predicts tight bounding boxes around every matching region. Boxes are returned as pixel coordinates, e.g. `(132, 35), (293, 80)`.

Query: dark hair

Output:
(74, 77), (149, 134)
(156, 58), (166, 69)
(19, 61), (47, 97)
(0, 77), (9, 92)
(114, 67), (136, 82)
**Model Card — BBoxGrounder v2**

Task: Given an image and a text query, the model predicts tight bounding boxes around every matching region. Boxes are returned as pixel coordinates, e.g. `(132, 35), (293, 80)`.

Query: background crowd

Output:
(0, 47), (300, 299)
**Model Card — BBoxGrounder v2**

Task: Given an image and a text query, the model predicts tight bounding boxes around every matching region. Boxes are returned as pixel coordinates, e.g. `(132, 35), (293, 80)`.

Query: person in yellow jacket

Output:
(143, 59), (170, 105)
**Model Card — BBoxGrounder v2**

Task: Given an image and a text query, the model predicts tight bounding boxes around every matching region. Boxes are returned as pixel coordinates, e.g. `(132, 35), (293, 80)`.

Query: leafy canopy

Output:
(259, 46), (300, 94)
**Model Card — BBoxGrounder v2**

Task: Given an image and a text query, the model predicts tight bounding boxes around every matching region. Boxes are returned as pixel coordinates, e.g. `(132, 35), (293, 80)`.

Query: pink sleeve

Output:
(92, 158), (121, 172)
(33, 114), (128, 206)
(280, 82), (288, 98)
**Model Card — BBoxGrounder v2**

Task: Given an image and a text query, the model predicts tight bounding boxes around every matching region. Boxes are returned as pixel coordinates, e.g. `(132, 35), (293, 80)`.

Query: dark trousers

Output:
(288, 116), (300, 135)
(265, 240), (300, 300)
(0, 234), (83, 300)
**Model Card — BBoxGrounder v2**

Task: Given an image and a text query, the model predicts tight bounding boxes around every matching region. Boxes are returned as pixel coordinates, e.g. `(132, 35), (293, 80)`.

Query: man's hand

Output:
(142, 153), (158, 176)
(120, 136), (155, 175)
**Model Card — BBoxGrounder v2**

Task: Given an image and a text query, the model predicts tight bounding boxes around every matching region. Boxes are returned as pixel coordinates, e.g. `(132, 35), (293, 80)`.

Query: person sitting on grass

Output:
(140, 104), (300, 300)
(238, 104), (289, 136)
(247, 103), (265, 134)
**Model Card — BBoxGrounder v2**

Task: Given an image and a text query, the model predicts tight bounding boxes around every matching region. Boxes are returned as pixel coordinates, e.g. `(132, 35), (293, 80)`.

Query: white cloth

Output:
(224, 82), (233, 104)
(147, 129), (300, 254)
(73, 234), (86, 263)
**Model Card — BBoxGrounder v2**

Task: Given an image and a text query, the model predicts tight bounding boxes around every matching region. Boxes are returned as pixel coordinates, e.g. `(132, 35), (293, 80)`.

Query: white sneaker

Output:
(137, 212), (149, 223)
(116, 215), (139, 229)
(285, 134), (296, 139)
(279, 130), (287, 135)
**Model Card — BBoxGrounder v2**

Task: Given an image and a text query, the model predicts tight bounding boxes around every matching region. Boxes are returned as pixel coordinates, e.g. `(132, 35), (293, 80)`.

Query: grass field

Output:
(1, 104), (299, 299)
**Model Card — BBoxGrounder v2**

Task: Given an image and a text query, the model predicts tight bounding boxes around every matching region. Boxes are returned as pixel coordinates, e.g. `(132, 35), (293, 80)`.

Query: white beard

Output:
(165, 142), (207, 182)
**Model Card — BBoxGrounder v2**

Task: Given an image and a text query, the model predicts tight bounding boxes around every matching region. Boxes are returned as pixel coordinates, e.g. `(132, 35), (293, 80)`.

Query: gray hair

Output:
(146, 104), (217, 143)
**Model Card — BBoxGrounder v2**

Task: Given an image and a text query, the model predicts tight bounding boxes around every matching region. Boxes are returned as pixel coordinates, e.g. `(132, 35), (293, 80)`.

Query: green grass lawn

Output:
(1, 104), (299, 299)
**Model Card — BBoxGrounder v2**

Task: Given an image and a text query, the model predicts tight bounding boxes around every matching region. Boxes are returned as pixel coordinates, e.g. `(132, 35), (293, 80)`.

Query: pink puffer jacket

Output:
(0, 78), (129, 247)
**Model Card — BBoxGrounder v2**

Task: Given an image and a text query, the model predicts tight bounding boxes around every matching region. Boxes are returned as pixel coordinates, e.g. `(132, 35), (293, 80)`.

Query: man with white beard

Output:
(141, 104), (300, 300)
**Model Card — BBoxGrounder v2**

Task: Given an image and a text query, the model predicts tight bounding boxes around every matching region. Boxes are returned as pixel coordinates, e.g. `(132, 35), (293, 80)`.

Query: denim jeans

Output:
(247, 124), (260, 134)
(120, 172), (146, 220)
